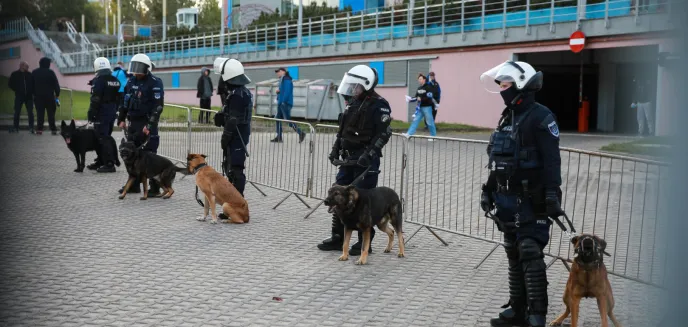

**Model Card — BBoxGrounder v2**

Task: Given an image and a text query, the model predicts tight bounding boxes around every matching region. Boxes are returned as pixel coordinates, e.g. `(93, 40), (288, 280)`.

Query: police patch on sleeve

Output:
(547, 121), (560, 137)
(154, 93), (161, 99)
(381, 114), (390, 123)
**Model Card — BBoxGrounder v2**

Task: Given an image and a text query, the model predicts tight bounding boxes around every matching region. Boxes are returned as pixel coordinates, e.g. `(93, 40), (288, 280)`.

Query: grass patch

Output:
(600, 136), (673, 157)
(1, 75), (487, 133)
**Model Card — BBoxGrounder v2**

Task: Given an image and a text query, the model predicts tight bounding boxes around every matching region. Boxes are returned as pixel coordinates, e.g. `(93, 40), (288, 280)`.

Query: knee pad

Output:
(517, 238), (544, 262)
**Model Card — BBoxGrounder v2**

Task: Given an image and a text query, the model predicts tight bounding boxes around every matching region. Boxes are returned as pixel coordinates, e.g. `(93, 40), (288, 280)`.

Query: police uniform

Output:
(117, 55), (164, 195)
(213, 57), (253, 197)
(318, 64), (393, 255)
(219, 84), (252, 196)
(480, 61), (566, 327)
(87, 69), (121, 171)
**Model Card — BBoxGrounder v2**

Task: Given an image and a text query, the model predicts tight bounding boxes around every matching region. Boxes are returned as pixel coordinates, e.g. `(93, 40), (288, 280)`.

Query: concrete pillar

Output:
(597, 63), (617, 132)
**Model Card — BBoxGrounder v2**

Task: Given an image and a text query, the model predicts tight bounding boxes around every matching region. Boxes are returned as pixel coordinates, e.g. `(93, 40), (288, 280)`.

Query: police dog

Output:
(323, 185), (405, 265)
(549, 234), (621, 327)
(60, 119), (120, 172)
(118, 137), (187, 200)
(186, 153), (249, 224)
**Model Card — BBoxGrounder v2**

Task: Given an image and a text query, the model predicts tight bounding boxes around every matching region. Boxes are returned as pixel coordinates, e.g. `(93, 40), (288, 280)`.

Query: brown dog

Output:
(323, 184), (405, 265)
(187, 153), (249, 224)
(549, 234), (621, 327)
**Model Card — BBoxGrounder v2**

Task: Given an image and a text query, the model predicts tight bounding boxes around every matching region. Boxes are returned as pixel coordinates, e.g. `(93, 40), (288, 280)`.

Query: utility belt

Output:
(487, 178), (548, 232)
(341, 148), (365, 159)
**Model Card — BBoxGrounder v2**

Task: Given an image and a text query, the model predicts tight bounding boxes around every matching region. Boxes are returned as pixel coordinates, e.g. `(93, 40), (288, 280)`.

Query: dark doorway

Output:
(532, 65), (599, 131)
(613, 62), (658, 134)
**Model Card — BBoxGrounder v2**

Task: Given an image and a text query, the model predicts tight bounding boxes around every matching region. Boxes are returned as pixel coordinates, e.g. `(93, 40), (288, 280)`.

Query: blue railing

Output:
(57, 0), (659, 68)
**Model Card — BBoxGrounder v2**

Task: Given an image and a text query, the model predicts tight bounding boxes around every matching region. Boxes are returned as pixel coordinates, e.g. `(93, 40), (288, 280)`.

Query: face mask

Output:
(352, 84), (365, 100)
(500, 85), (520, 107)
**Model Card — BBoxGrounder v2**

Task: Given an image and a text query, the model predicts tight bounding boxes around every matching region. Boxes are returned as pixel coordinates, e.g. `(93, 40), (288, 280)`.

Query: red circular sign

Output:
(569, 30), (586, 53)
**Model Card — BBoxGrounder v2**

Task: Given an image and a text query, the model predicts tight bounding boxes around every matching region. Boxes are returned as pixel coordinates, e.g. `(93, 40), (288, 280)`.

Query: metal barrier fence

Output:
(156, 113), (668, 288)
(156, 104), (190, 163)
(542, 148), (669, 288)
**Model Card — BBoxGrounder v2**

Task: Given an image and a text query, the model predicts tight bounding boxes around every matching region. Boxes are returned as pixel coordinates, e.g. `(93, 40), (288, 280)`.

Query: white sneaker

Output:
(401, 133), (410, 138)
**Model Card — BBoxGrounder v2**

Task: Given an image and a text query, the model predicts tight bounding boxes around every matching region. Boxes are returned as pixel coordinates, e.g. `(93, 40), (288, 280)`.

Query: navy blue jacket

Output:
(277, 74), (293, 106)
(119, 73), (164, 121)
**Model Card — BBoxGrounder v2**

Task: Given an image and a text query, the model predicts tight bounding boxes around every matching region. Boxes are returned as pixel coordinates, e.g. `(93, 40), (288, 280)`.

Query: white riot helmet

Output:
(129, 53), (154, 75)
(336, 65), (378, 97)
(480, 60), (543, 94)
(213, 57), (250, 85)
(93, 57), (111, 72)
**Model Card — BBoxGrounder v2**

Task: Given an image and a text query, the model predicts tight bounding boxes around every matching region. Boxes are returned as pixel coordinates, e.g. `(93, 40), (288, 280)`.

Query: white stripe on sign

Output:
(570, 38), (585, 45)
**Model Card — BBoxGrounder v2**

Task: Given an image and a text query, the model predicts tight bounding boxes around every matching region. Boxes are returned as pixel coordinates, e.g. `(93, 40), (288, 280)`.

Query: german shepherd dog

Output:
(549, 234), (621, 327)
(60, 120), (120, 172)
(323, 185), (405, 265)
(118, 137), (187, 200)
(186, 153), (249, 224)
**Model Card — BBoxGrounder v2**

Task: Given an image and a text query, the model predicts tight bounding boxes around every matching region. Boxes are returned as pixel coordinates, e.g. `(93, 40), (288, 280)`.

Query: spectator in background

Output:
(423, 71), (441, 131)
(196, 67), (213, 123)
(271, 67), (306, 143)
(8, 61), (35, 134)
(112, 61), (128, 135)
(32, 57), (60, 135)
(403, 73), (437, 140)
(631, 74), (655, 137)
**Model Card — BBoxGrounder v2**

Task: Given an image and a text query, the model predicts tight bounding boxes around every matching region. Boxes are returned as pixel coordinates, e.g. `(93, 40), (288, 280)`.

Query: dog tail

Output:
(391, 198), (403, 234)
(174, 165), (191, 175)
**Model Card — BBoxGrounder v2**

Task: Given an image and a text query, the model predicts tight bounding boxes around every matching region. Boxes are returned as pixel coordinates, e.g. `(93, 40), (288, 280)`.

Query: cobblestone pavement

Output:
(0, 130), (664, 327)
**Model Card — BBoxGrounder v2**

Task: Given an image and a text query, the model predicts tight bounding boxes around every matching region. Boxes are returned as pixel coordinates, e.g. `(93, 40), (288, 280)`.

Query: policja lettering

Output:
(479, 60), (570, 327)
(87, 57), (121, 173)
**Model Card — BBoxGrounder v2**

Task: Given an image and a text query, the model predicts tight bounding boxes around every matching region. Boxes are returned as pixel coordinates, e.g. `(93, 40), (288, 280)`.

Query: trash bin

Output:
(254, 78), (345, 122)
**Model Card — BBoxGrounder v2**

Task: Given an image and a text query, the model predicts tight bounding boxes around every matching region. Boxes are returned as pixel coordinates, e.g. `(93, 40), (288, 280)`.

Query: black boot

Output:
(317, 215), (344, 251)
(119, 176), (141, 193)
(96, 163), (116, 173)
(349, 228), (375, 256)
(492, 240), (527, 327)
(147, 179), (161, 197)
(87, 158), (102, 170)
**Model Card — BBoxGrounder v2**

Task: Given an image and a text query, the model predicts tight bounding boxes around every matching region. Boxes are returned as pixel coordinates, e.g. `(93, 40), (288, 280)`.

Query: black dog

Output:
(60, 120), (120, 172)
(118, 137), (188, 200)
(323, 185), (406, 265)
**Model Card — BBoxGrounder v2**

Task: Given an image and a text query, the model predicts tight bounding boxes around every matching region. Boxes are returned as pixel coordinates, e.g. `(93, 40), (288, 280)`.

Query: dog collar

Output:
(193, 163), (208, 174)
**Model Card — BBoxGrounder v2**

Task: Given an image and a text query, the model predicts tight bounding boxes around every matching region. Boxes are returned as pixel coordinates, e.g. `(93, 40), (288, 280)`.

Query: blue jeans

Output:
(275, 103), (302, 138)
(407, 106), (436, 136)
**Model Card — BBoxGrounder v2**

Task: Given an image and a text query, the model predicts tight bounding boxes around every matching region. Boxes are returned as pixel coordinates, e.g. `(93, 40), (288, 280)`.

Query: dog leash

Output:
(332, 159), (372, 187)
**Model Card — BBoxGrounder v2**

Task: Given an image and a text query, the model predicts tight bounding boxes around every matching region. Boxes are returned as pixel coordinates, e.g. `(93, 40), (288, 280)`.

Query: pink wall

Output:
(376, 87), (411, 122)
(3, 37), (671, 129)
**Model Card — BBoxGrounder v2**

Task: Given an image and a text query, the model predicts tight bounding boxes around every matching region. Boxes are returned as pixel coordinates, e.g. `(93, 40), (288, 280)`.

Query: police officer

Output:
(478, 60), (566, 327)
(86, 57), (121, 173)
(117, 53), (165, 197)
(213, 57), (252, 197)
(317, 65), (393, 256)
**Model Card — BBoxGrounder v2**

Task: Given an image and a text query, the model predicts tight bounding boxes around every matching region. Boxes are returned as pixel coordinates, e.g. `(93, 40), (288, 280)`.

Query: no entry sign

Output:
(570, 30), (586, 53)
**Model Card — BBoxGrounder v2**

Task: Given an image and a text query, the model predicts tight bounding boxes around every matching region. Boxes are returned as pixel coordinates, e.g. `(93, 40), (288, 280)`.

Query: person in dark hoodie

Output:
(32, 57), (61, 135)
(8, 61), (35, 133)
(196, 67), (214, 123)
(423, 71), (441, 131)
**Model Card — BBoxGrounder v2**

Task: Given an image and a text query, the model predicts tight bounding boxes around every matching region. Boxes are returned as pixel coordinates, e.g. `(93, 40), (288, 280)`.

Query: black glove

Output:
(357, 150), (375, 167)
(545, 189), (565, 218)
(329, 147), (340, 165)
(480, 184), (494, 213)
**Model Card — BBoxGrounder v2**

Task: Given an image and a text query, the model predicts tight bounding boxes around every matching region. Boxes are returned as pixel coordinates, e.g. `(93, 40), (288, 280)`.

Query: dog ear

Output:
(186, 153), (194, 161)
(201, 154), (207, 159)
(61, 120), (66, 128)
(346, 185), (359, 204)
(120, 138), (125, 145)
(596, 237), (611, 256)
(570, 235), (580, 246)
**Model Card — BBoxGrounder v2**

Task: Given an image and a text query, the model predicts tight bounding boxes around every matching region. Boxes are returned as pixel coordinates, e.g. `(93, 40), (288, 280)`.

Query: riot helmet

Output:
(213, 57), (251, 86)
(337, 65), (378, 100)
(129, 53), (154, 75)
(480, 60), (543, 94)
(93, 57), (111, 73)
